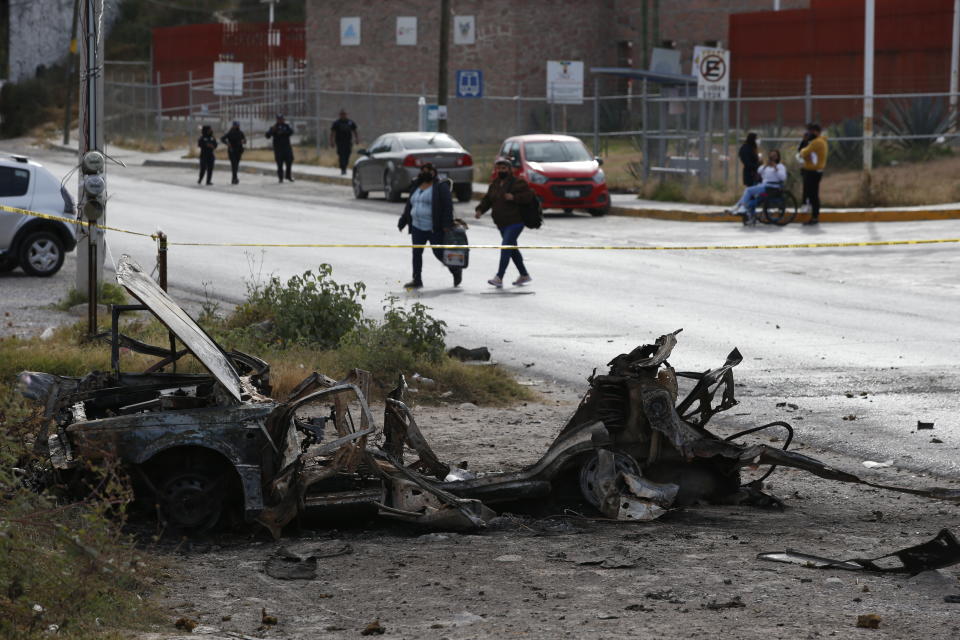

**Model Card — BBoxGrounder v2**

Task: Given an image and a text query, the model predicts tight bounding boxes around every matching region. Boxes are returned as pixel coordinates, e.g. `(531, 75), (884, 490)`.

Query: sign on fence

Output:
(213, 62), (244, 97)
(692, 46), (730, 100)
(456, 70), (483, 98)
(546, 60), (583, 105)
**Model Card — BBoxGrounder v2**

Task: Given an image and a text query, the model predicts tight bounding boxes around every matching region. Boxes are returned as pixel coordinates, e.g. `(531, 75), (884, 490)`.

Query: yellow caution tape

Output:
(161, 238), (960, 250)
(0, 203), (155, 238)
(4, 203), (959, 251)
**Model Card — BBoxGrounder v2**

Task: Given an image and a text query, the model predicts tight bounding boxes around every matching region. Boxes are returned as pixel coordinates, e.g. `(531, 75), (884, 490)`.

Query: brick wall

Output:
(306, 0), (616, 97)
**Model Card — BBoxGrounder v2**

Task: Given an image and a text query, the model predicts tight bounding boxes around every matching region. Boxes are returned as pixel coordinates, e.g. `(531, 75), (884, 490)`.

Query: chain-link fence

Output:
(104, 67), (960, 185)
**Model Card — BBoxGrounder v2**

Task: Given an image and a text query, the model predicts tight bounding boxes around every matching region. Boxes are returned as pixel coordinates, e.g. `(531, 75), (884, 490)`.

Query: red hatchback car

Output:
(496, 134), (609, 216)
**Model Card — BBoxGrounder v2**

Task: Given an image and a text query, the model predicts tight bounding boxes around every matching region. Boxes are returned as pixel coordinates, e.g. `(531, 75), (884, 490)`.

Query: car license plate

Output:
(564, 189), (580, 198)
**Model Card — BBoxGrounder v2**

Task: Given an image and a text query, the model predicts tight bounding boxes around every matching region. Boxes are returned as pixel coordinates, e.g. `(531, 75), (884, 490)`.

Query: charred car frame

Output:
(18, 255), (960, 537)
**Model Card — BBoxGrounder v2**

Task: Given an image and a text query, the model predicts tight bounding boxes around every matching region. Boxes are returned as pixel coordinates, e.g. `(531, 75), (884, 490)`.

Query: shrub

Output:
(337, 297), (447, 376)
(230, 264), (366, 348)
(54, 283), (129, 311)
(880, 97), (951, 152)
(0, 73), (61, 138)
(0, 412), (158, 638)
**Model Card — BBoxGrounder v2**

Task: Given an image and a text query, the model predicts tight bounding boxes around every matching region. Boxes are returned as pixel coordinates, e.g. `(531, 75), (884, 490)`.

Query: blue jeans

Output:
(737, 184), (769, 215)
(497, 223), (528, 279)
(411, 226), (446, 280)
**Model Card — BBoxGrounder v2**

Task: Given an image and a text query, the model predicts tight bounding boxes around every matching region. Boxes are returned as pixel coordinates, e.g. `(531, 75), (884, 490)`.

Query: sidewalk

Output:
(49, 141), (960, 223)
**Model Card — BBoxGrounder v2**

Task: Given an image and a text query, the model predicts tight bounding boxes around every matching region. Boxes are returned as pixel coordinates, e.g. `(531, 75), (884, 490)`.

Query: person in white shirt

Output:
(727, 150), (787, 225)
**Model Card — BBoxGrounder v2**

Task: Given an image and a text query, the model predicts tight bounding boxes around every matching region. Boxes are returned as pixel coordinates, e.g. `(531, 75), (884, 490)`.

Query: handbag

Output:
(442, 219), (469, 269)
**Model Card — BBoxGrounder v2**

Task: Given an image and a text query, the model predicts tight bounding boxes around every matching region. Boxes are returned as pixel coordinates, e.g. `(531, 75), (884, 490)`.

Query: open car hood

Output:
(115, 254), (243, 401)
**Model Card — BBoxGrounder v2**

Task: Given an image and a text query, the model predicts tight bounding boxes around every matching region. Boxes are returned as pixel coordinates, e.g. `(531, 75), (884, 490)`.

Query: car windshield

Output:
(399, 134), (461, 150)
(524, 141), (592, 163)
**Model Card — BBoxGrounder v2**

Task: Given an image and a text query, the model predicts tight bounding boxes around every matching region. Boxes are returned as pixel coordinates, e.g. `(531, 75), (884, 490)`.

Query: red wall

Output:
(152, 22), (306, 113)
(729, 0), (955, 123)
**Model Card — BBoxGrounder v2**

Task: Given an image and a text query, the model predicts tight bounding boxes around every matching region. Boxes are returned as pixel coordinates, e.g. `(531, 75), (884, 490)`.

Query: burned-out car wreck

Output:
(18, 255), (960, 537)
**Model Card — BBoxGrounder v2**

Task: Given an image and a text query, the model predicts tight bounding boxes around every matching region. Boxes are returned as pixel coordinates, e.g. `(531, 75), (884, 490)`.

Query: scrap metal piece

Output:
(116, 255), (243, 401)
(758, 529), (960, 576)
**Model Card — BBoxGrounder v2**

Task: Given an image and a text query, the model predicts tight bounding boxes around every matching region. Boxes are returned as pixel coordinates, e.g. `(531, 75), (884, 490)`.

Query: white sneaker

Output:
(487, 276), (503, 288)
(799, 203), (811, 214)
(513, 275), (532, 286)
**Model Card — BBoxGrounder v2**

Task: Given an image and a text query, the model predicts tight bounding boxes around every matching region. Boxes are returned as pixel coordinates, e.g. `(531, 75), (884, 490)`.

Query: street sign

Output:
(546, 60), (583, 105)
(692, 46), (730, 99)
(213, 61), (243, 96)
(456, 69), (483, 98)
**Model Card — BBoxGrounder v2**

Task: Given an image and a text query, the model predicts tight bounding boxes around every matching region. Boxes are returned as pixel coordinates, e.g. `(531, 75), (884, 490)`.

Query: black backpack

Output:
(520, 196), (543, 229)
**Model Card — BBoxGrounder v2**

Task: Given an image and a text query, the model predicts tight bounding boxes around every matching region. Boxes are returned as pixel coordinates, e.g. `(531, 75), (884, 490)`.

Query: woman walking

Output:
(397, 162), (462, 289)
(197, 125), (217, 185)
(474, 157), (533, 288)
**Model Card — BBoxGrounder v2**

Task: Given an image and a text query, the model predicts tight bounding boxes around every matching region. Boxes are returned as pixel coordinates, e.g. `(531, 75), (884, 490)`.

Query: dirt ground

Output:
(136, 376), (960, 640)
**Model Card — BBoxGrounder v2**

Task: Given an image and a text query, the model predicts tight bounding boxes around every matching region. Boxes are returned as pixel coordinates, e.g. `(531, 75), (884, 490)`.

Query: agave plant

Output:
(880, 97), (951, 150)
(826, 118), (864, 170)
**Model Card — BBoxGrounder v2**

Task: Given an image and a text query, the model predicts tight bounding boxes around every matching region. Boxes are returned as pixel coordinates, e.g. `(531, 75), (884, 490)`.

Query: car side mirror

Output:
(595, 156), (604, 166)
(357, 148), (369, 156)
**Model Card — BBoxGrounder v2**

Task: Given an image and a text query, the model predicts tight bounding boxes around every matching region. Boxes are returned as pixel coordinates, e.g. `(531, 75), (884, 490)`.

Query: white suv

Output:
(0, 155), (77, 276)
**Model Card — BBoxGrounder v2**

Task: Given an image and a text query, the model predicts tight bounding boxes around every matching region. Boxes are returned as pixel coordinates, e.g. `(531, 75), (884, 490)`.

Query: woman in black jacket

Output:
(197, 125), (217, 185)
(738, 132), (760, 187)
(397, 163), (461, 289)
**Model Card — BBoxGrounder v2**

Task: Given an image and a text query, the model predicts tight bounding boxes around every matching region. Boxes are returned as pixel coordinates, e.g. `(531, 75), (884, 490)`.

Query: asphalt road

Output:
(23, 148), (960, 478)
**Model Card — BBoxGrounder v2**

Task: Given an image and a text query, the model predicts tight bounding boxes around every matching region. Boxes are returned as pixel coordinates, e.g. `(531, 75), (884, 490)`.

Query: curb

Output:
(141, 159), (353, 188)
(607, 205), (960, 223)
(136, 157), (960, 224)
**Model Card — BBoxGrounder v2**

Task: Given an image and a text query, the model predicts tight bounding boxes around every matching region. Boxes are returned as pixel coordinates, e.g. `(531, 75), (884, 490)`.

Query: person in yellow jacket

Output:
(797, 123), (828, 225)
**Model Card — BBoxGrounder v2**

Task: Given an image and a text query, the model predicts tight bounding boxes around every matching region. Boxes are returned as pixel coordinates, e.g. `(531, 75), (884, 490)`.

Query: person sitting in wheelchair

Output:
(726, 150), (787, 225)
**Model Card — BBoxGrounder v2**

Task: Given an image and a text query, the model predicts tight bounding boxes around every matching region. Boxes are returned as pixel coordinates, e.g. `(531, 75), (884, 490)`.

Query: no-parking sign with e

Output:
(692, 46), (730, 99)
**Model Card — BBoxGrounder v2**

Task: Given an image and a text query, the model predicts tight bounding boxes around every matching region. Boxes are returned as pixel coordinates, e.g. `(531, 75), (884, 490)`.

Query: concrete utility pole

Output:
(950, 0), (959, 130)
(76, 0), (108, 336)
(437, 0), (450, 132)
(863, 0), (875, 173)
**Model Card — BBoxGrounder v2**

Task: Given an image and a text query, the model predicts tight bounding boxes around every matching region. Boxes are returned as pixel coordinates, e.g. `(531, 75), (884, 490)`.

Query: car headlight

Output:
(592, 169), (605, 184)
(527, 170), (548, 184)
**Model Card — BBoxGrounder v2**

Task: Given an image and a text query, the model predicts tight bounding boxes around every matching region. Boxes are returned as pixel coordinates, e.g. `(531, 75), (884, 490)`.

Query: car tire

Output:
(19, 231), (65, 277)
(383, 171), (401, 202)
(155, 468), (224, 534)
(587, 207), (609, 217)
(352, 169), (368, 199)
(453, 183), (473, 203)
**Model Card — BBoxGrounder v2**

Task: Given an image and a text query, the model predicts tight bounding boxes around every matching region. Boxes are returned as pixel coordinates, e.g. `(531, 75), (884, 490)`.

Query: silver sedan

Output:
(352, 132), (474, 203)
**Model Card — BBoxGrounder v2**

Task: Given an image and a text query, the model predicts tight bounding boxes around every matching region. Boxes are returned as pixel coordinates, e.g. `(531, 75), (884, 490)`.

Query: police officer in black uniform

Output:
(197, 125), (217, 185)
(266, 114), (294, 183)
(329, 109), (359, 176)
(220, 121), (246, 185)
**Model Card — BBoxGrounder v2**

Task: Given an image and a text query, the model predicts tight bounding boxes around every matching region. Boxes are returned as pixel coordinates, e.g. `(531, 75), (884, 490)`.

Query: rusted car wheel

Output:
(578, 450), (641, 509)
(156, 470), (224, 534)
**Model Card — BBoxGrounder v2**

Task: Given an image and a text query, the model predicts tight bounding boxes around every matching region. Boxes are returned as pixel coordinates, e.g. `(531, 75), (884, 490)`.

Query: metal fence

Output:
(103, 68), (960, 184)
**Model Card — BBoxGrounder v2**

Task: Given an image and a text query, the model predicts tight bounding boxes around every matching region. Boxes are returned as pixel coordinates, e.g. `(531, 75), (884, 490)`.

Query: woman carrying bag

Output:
(397, 163), (463, 289)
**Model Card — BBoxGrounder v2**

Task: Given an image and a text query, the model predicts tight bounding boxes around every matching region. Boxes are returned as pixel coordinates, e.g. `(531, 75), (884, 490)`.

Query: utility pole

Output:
(76, 0), (108, 337)
(437, 0), (450, 132)
(863, 0), (875, 173)
(950, 0), (959, 130)
(62, 0), (80, 145)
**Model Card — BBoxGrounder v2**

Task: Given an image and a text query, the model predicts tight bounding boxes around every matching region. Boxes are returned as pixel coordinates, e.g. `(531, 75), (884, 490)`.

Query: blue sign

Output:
(456, 70), (483, 98)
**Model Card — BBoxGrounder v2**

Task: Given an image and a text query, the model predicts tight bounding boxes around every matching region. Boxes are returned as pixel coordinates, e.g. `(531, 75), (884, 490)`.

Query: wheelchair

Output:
(756, 184), (799, 226)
